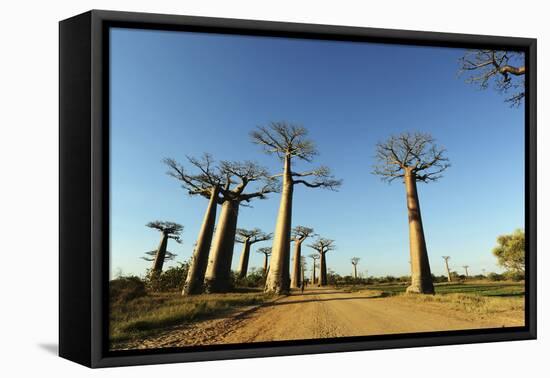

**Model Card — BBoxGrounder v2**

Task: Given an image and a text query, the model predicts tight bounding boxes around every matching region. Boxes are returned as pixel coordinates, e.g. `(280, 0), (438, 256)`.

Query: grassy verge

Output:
(398, 292), (524, 315)
(110, 291), (274, 344)
(349, 282), (525, 316)
(356, 282), (525, 297)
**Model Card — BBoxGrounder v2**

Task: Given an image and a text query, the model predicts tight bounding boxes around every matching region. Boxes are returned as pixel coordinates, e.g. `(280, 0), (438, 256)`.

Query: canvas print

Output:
(108, 28), (526, 351)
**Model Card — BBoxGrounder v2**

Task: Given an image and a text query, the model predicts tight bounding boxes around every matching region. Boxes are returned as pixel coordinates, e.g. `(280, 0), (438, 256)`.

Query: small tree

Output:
(492, 229), (525, 274)
(257, 247), (272, 275)
(290, 226), (315, 288)
(251, 122), (341, 294)
(143, 221), (183, 276)
(308, 238), (336, 286)
(351, 257), (360, 279)
(235, 228), (272, 278)
(442, 256), (452, 282)
(459, 49), (525, 106)
(373, 132), (450, 294)
(308, 254), (320, 285)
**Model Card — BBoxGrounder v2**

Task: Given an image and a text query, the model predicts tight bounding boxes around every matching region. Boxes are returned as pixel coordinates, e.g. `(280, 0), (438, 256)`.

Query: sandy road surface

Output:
(115, 287), (523, 350)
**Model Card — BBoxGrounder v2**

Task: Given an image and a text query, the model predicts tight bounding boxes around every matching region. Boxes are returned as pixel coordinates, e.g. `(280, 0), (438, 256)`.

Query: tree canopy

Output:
(292, 226), (315, 241)
(164, 154), (279, 204)
(146, 221), (183, 243)
(235, 228), (272, 244)
(373, 132), (450, 183)
(459, 49), (525, 106)
(492, 229), (525, 273)
(250, 122), (342, 190)
(308, 238), (336, 255)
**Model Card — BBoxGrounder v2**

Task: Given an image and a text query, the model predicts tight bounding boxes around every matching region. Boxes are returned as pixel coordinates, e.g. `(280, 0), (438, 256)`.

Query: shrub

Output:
(110, 276), (147, 303)
(234, 268), (265, 288)
(487, 272), (505, 281)
(146, 262), (190, 292)
(505, 271), (525, 281)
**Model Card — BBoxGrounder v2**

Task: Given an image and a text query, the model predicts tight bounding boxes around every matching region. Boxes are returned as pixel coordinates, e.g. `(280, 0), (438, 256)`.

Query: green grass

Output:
(359, 281), (525, 297)
(350, 281), (525, 316)
(110, 291), (273, 345)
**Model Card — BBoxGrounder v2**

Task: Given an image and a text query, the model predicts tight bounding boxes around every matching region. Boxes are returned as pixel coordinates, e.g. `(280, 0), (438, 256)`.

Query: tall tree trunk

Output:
(265, 155), (293, 294)
(182, 186), (219, 295)
(290, 239), (303, 289)
(204, 200), (239, 293)
(151, 232), (168, 274)
(444, 260), (452, 282)
(353, 265), (357, 279)
(301, 262), (305, 285)
(404, 169), (435, 294)
(237, 239), (251, 279)
(262, 254), (269, 275)
(311, 263), (316, 285)
(319, 252), (327, 286)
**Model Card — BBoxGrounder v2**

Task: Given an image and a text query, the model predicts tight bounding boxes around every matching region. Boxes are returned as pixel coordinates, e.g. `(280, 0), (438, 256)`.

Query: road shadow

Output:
(268, 294), (384, 306)
(290, 290), (348, 297)
(38, 343), (58, 355)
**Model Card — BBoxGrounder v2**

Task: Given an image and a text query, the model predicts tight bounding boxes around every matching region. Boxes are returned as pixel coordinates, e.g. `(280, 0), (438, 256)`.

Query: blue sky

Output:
(109, 28), (524, 279)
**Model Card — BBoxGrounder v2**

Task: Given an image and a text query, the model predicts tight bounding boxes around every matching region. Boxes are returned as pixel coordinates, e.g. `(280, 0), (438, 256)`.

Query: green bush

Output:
(487, 272), (505, 281)
(146, 262), (190, 292)
(505, 271), (525, 281)
(234, 268), (265, 288)
(110, 276), (147, 303)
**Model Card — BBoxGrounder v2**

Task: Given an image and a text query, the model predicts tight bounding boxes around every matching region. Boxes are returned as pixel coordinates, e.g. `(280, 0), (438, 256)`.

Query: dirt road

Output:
(116, 287), (523, 350)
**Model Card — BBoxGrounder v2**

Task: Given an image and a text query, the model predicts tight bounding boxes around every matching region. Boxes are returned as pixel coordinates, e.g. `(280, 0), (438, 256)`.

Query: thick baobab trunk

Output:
(182, 186), (219, 295)
(319, 253), (327, 286)
(265, 155), (293, 294)
(353, 264), (357, 279)
(311, 263), (316, 285)
(204, 200), (239, 293)
(237, 239), (251, 279)
(404, 169), (435, 294)
(290, 239), (303, 289)
(151, 232), (168, 274)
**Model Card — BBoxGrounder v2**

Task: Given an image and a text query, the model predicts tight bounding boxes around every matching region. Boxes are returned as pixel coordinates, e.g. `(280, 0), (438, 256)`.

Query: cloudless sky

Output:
(110, 28), (524, 279)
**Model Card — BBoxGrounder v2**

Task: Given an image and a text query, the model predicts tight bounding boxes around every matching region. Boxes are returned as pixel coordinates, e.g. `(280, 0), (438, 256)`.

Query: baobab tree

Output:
(459, 49), (525, 106)
(165, 156), (277, 294)
(351, 257), (360, 279)
(235, 228), (272, 278)
(251, 122), (341, 294)
(373, 132), (450, 294)
(308, 238), (336, 286)
(290, 226), (315, 289)
(442, 256), (452, 282)
(308, 254), (320, 285)
(300, 256), (307, 286)
(204, 161), (278, 292)
(165, 154), (223, 295)
(143, 221), (183, 276)
(257, 247), (272, 275)
(463, 265), (470, 278)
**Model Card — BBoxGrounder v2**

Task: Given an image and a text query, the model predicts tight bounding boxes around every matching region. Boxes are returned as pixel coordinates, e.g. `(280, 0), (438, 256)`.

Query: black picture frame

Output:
(59, 9), (537, 368)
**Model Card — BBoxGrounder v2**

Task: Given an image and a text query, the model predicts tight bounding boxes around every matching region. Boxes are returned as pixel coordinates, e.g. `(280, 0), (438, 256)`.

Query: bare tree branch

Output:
(372, 132), (450, 183)
(146, 221), (184, 243)
(459, 49), (525, 106)
(308, 237), (336, 255)
(235, 228), (273, 244)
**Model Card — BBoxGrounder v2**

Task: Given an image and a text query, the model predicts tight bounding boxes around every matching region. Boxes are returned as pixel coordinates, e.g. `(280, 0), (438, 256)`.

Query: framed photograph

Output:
(59, 10), (536, 368)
